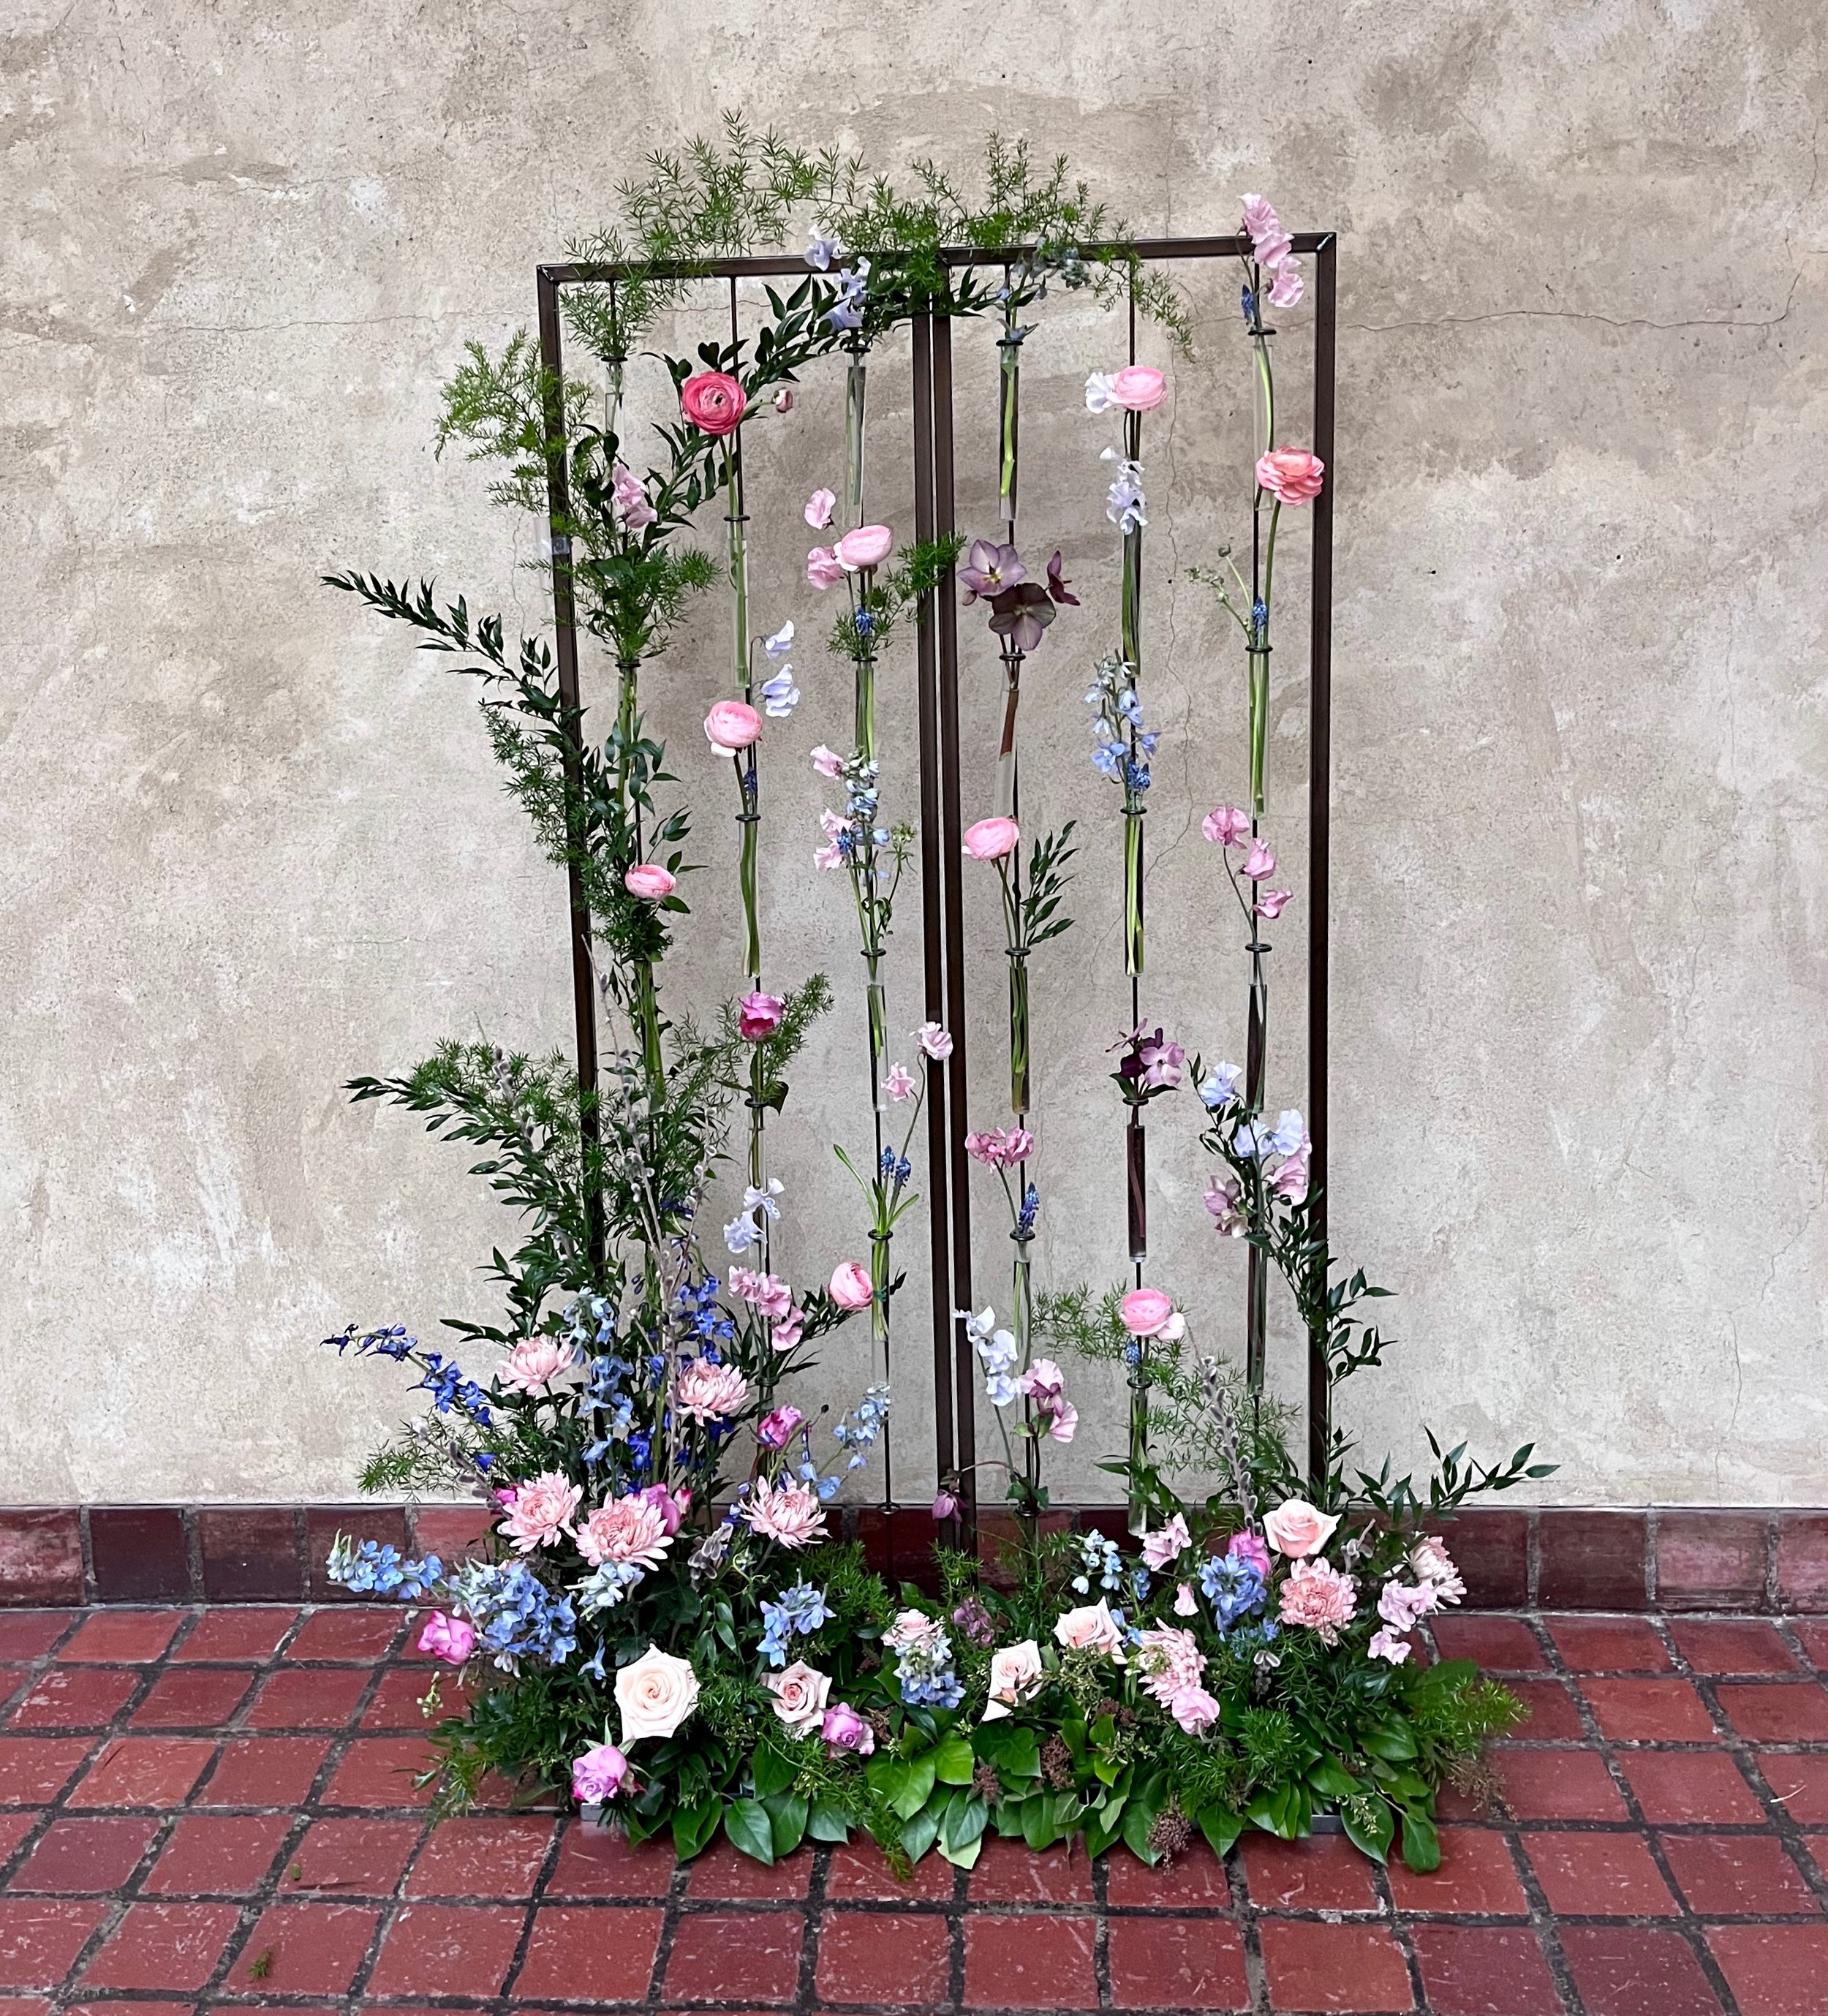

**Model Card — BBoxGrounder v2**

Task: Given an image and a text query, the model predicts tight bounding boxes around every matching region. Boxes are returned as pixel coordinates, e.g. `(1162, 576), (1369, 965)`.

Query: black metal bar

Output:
(1307, 234), (1339, 1487)
(535, 268), (605, 1278)
(911, 308), (958, 1505)
(932, 313), (977, 1542)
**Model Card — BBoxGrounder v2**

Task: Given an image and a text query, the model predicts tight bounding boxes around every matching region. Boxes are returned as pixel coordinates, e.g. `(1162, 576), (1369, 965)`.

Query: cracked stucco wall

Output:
(1, 1), (1823, 1505)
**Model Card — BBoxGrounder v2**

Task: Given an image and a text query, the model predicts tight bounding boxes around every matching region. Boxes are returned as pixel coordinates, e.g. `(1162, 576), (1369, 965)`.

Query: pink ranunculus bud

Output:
(772, 388), (795, 414)
(931, 1489), (960, 1521)
(809, 744), (845, 779)
(679, 371), (747, 437)
(638, 1484), (690, 1536)
(963, 815), (1020, 861)
(804, 487), (836, 529)
(834, 524), (894, 571)
(821, 1702), (875, 1756)
(571, 1740), (630, 1804)
(806, 544), (845, 590)
(1242, 839), (1276, 881)
(1108, 365), (1168, 412)
(623, 863), (676, 900)
(1255, 888), (1293, 920)
(704, 700), (763, 755)
(737, 992), (786, 1041)
(418, 1611), (475, 1665)
(1119, 1287), (1176, 1338)
(1202, 805), (1252, 849)
(1255, 448), (1326, 505)
(828, 1261), (875, 1310)
(758, 1405), (804, 1450)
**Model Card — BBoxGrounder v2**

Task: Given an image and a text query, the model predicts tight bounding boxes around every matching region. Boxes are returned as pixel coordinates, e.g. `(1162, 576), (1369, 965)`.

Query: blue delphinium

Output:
(892, 1623), (964, 1710)
(1199, 1552), (1269, 1630)
(758, 1579), (834, 1668)
(447, 1561), (576, 1672)
(1070, 1531), (1124, 1597)
(325, 1538), (443, 1600)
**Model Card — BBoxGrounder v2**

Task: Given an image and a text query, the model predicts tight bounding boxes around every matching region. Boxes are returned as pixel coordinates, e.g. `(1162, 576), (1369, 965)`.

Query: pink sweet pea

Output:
(738, 992), (785, 1041)
(828, 1261), (875, 1310)
(1255, 888), (1293, 919)
(1268, 257), (1304, 309)
(834, 524), (893, 570)
(611, 462), (657, 530)
(705, 700), (763, 755)
(883, 1063), (918, 1104)
(679, 371), (747, 437)
(806, 545), (845, 590)
(1255, 448), (1326, 505)
(963, 816), (1020, 861)
(931, 1488), (960, 1521)
(1242, 839), (1276, 880)
(1239, 194), (1293, 270)
(915, 1022), (953, 1060)
(418, 1612), (475, 1664)
(810, 744), (845, 779)
(623, 863), (676, 900)
(804, 487), (836, 529)
(1203, 805), (1251, 848)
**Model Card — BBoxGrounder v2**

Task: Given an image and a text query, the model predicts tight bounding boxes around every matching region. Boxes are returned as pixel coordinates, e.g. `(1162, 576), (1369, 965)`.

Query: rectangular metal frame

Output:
(535, 233), (1338, 1512)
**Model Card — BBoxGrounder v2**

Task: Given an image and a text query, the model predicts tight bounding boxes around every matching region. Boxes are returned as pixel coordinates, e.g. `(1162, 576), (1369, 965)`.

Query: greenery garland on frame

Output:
(317, 127), (1548, 1879)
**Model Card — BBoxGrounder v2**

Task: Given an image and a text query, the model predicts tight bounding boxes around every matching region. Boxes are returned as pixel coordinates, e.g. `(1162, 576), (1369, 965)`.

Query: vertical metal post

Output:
(911, 308), (958, 1505)
(1306, 234), (1338, 1485)
(535, 268), (605, 1278)
(932, 313), (978, 1541)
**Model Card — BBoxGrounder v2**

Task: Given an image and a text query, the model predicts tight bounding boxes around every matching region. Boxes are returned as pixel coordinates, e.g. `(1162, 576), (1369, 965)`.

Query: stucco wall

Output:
(3, 1), (1824, 1507)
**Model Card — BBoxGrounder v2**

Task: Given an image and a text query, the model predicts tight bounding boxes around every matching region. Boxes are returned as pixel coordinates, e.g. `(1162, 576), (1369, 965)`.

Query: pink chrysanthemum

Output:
(1278, 1558), (1359, 1646)
(743, 1476), (827, 1549)
(496, 1471), (581, 1554)
(575, 1493), (676, 1572)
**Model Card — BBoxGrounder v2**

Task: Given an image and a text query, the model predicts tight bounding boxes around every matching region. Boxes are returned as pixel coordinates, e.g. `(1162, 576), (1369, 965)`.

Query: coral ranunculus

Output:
(963, 816), (1020, 861)
(828, 1261), (874, 1310)
(704, 700), (762, 755)
(1255, 447), (1326, 505)
(834, 524), (894, 570)
(623, 863), (676, 900)
(679, 371), (747, 436)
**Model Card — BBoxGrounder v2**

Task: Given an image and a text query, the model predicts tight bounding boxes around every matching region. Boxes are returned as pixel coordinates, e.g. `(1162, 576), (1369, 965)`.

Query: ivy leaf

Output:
(932, 1732), (975, 1786)
(763, 1791), (808, 1859)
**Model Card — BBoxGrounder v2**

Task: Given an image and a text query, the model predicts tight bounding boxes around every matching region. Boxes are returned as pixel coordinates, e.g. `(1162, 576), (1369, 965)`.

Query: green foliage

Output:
(436, 332), (586, 514)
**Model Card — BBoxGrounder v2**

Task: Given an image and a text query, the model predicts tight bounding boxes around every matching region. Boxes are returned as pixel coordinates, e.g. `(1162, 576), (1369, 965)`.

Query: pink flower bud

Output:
(571, 1740), (631, 1804)
(418, 1611), (475, 1665)
(963, 816), (1020, 861)
(834, 524), (894, 570)
(738, 992), (785, 1041)
(623, 863), (676, 900)
(931, 1490), (960, 1521)
(704, 700), (762, 755)
(828, 1261), (875, 1310)
(758, 1405), (804, 1449)
(772, 388), (795, 414)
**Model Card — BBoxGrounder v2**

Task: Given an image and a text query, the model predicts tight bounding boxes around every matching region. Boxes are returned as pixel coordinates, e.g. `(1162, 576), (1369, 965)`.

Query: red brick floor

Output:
(1, 1608), (1826, 2012)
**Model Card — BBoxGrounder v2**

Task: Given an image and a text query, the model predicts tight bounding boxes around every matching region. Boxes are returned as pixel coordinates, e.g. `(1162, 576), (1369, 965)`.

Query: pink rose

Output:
(1053, 1599), (1127, 1663)
(963, 815), (1020, 861)
(764, 1659), (831, 1736)
(571, 1740), (630, 1804)
(738, 992), (785, 1041)
(828, 1261), (874, 1310)
(1242, 839), (1276, 881)
(1203, 805), (1251, 848)
(1108, 365), (1168, 412)
(679, 371), (747, 437)
(810, 744), (845, 779)
(1227, 1531), (1272, 1578)
(1119, 1287), (1176, 1338)
(1255, 448), (1326, 506)
(806, 545), (845, 590)
(821, 1702), (875, 1756)
(1255, 889), (1293, 920)
(623, 863), (676, 900)
(1263, 1498), (1341, 1559)
(705, 700), (762, 755)
(834, 524), (893, 570)
(804, 487), (836, 529)
(758, 1405), (804, 1449)
(418, 1612), (475, 1664)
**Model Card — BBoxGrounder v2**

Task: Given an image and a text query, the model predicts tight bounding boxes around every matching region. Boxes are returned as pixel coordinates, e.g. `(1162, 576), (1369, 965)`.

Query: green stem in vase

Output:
(998, 320), (1021, 528)
(845, 353), (867, 529)
(1127, 1345), (1151, 1537)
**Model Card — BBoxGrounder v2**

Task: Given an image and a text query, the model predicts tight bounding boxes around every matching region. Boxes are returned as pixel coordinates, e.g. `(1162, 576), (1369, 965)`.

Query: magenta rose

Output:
(963, 815), (1020, 861)
(821, 1702), (875, 1757)
(828, 1261), (874, 1310)
(623, 863), (676, 900)
(738, 992), (785, 1041)
(757, 1405), (804, 1449)
(704, 700), (762, 755)
(1255, 448), (1326, 505)
(418, 1611), (475, 1664)
(679, 371), (747, 437)
(571, 1740), (630, 1805)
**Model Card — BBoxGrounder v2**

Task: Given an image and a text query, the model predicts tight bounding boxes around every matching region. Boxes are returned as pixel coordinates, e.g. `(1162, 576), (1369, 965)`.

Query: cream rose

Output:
(981, 1640), (1044, 1722)
(1052, 1600), (1128, 1665)
(614, 1645), (700, 1743)
(1263, 1498), (1341, 1559)
(764, 1659), (831, 1737)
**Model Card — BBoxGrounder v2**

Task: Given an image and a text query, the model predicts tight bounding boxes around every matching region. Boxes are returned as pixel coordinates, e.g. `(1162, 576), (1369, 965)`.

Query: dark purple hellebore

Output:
(988, 581), (1057, 653)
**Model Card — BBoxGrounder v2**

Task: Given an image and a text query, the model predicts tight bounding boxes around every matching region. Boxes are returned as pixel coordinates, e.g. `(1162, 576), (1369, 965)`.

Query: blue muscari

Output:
(1014, 1182), (1039, 1241)
(880, 1147), (911, 1187)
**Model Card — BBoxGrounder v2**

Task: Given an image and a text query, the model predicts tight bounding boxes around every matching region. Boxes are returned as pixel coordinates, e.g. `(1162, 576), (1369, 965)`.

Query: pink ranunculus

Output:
(418, 1611), (475, 1664)
(1264, 1498), (1341, 1559)
(1202, 805), (1252, 848)
(1141, 1513), (1191, 1573)
(834, 524), (894, 571)
(930, 1488), (960, 1521)
(705, 699), (762, 755)
(804, 486), (836, 529)
(497, 1471), (581, 1553)
(1119, 1287), (1176, 1338)
(963, 815), (1020, 861)
(821, 1702), (875, 1756)
(571, 1740), (630, 1804)
(809, 744), (845, 779)
(1108, 364), (1168, 412)
(676, 1358), (749, 1424)
(915, 1021), (953, 1060)
(1368, 1625), (1413, 1666)
(679, 371), (747, 437)
(1267, 256), (1304, 309)
(828, 1261), (874, 1310)
(1170, 1683), (1221, 1734)
(1242, 839), (1276, 881)
(611, 462), (657, 531)
(575, 1492), (676, 1571)
(1255, 448), (1326, 506)
(1255, 888), (1293, 920)
(1227, 1530), (1273, 1578)
(738, 992), (786, 1041)
(1240, 193), (1293, 269)
(1279, 1558), (1359, 1645)
(623, 863), (676, 900)
(1206, 1177), (1247, 1237)
(883, 1062), (918, 1104)
(806, 544), (845, 590)
(757, 1405), (804, 1449)
(743, 1475), (827, 1549)
(498, 1334), (578, 1397)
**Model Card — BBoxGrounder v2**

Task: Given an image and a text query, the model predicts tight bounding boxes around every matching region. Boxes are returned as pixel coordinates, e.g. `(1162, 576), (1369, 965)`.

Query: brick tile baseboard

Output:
(1, 1501), (1823, 1609)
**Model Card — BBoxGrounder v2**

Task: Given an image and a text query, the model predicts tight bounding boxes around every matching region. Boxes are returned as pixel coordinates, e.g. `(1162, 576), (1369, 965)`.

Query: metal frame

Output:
(534, 233), (1338, 1511)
